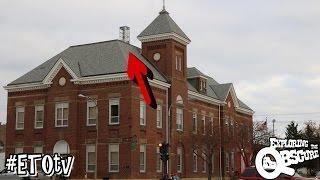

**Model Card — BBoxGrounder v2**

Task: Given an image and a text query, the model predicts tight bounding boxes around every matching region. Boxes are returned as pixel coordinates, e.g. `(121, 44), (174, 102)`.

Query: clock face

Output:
(59, 77), (66, 86)
(153, 52), (161, 61)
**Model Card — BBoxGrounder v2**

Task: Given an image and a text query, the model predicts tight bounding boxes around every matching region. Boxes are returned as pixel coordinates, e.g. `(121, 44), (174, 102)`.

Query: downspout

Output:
(219, 104), (222, 180)
(165, 88), (170, 175)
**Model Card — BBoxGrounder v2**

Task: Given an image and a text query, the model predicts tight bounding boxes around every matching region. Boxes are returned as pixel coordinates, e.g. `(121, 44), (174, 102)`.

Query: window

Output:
(86, 145), (96, 172)
(225, 152), (229, 172)
(139, 144), (146, 173)
(15, 147), (23, 153)
(34, 105), (44, 129)
(109, 144), (119, 172)
(34, 146), (43, 153)
(87, 101), (97, 126)
(176, 108), (183, 131)
(156, 147), (162, 172)
(202, 115), (206, 134)
(231, 152), (235, 171)
(212, 153), (214, 173)
(177, 147), (182, 173)
(193, 150), (197, 172)
(175, 55), (182, 71)
(202, 153), (206, 173)
(16, 107), (25, 130)
(192, 113), (197, 133)
(209, 117), (214, 135)
(109, 99), (120, 125)
(34, 146), (43, 172)
(55, 103), (69, 127)
(140, 101), (146, 126)
(156, 104), (162, 128)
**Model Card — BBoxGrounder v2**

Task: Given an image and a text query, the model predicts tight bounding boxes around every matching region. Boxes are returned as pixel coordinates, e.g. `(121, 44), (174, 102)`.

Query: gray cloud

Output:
(1, 0), (320, 136)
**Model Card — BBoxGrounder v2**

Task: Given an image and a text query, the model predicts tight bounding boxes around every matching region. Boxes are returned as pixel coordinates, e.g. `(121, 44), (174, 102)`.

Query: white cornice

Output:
(235, 107), (255, 115)
(4, 83), (51, 92)
(188, 90), (221, 105)
(71, 73), (129, 85)
(43, 58), (78, 84)
(138, 32), (191, 45)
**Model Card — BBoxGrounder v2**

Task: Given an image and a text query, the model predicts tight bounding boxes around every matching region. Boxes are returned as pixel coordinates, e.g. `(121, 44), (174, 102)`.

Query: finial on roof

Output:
(162, 0), (165, 10)
(159, 0), (169, 14)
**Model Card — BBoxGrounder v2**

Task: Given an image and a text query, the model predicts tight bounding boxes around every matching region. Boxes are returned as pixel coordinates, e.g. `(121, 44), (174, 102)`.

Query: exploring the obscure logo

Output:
(255, 138), (319, 179)
(127, 52), (157, 109)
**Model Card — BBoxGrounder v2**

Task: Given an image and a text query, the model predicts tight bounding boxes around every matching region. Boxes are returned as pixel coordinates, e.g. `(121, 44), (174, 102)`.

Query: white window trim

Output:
(87, 100), (97, 126)
(202, 153), (206, 173)
(108, 144), (119, 173)
(33, 146), (43, 154)
(15, 106), (25, 130)
(34, 105), (44, 129)
(156, 104), (162, 128)
(139, 144), (146, 173)
(140, 101), (146, 126)
(109, 98), (120, 125)
(202, 115), (206, 135)
(210, 117), (214, 135)
(86, 145), (96, 172)
(193, 150), (198, 172)
(177, 147), (182, 173)
(55, 102), (69, 127)
(156, 147), (162, 172)
(176, 108), (183, 131)
(192, 112), (197, 133)
(15, 147), (23, 153)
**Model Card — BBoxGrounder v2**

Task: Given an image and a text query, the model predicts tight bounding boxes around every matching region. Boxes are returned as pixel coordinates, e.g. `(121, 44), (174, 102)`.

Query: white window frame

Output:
(55, 102), (69, 127)
(177, 147), (182, 173)
(140, 101), (146, 126)
(193, 150), (198, 172)
(202, 153), (206, 173)
(34, 105), (44, 129)
(86, 145), (96, 172)
(176, 108), (183, 131)
(202, 115), (206, 135)
(192, 112), (197, 133)
(210, 117), (214, 135)
(139, 144), (146, 173)
(33, 146), (43, 153)
(15, 147), (23, 153)
(225, 152), (230, 172)
(108, 144), (119, 172)
(16, 107), (25, 130)
(175, 55), (182, 71)
(109, 98), (120, 125)
(87, 100), (97, 126)
(156, 104), (162, 128)
(156, 147), (162, 172)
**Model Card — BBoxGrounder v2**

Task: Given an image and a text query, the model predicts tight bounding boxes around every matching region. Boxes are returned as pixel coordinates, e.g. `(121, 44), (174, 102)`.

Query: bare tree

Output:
(189, 122), (221, 180)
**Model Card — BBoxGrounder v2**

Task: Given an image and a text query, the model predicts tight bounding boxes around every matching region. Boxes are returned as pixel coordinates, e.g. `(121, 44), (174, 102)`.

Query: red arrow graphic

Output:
(127, 52), (157, 109)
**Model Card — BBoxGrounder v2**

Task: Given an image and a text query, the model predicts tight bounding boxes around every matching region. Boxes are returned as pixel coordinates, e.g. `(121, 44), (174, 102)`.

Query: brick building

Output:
(4, 7), (253, 179)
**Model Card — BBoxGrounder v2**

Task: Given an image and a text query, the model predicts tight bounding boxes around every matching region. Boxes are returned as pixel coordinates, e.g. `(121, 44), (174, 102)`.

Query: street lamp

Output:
(78, 94), (98, 179)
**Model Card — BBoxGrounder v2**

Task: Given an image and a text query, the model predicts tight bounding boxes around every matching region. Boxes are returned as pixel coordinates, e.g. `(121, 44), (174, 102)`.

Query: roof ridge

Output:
(69, 39), (121, 48)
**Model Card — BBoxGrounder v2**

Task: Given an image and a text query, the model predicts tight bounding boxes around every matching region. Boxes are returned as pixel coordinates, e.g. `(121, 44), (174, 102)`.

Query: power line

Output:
(254, 112), (320, 117)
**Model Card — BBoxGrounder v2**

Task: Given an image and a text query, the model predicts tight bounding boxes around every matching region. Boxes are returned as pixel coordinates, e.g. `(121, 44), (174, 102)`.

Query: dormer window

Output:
(199, 78), (207, 92)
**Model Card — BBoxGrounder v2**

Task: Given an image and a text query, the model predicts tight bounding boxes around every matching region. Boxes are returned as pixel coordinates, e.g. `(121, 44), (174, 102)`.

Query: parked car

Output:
(315, 171), (320, 179)
(239, 166), (312, 180)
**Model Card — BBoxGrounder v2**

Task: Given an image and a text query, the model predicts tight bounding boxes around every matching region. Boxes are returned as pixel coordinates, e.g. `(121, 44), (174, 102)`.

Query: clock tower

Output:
(138, 7), (191, 175)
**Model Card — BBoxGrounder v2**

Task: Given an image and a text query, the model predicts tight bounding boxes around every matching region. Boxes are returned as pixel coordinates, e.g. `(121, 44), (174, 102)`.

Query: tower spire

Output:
(163, 0), (165, 10)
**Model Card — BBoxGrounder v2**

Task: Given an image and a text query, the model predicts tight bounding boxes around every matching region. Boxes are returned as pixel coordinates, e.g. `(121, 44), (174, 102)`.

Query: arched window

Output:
(53, 140), (70, 155)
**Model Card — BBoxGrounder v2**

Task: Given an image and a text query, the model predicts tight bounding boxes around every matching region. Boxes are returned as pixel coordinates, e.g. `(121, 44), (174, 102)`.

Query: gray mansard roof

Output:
(8, 40), (167, 85)
(138, 9), (190, 41)
(187, 67), (252, 111)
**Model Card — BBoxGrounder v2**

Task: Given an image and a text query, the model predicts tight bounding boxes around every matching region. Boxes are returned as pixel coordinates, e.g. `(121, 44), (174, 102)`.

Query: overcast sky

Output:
(1, 0), (320, 136)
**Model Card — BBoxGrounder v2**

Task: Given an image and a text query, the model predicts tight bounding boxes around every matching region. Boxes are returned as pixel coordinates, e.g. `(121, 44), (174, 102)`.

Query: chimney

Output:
(119, 26), (130, 43)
